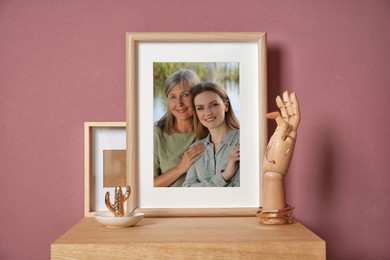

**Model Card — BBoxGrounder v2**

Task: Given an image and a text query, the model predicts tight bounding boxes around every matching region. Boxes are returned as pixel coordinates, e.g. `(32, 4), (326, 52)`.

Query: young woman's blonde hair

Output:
(191, 82), (240, 139)
(155, 69), (200, 134)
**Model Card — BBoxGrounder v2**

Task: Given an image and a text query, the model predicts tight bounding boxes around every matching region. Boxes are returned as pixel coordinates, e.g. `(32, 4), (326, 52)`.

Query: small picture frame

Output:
(84, 122), (127, 217)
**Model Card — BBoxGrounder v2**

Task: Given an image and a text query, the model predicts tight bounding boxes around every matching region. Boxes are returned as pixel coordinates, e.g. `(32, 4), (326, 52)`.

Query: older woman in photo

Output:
(183, 82), (240, 187)
(154, 69), (205, 187)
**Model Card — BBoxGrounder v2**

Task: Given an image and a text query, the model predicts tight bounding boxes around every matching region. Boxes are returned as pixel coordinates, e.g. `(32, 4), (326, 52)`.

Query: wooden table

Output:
(51, 217), (325, 259)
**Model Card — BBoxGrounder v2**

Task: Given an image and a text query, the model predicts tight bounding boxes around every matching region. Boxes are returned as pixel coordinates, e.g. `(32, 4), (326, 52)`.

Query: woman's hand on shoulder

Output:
(176, 143), (205, 174)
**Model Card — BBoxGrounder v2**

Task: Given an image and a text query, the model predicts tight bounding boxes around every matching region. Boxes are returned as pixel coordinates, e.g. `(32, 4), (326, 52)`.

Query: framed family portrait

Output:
(126, 32), (267, 217)
(84, 122), (127, 217)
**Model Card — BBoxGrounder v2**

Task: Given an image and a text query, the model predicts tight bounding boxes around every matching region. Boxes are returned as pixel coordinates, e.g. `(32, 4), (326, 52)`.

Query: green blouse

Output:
(154, 126), (196, 187)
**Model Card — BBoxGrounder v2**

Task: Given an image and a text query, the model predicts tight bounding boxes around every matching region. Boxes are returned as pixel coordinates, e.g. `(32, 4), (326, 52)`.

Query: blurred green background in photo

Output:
(153, 62), (240, 123)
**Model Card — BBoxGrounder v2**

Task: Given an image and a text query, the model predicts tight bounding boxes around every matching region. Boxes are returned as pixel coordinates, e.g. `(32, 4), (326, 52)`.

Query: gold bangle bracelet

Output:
(256, 205), (294, 225)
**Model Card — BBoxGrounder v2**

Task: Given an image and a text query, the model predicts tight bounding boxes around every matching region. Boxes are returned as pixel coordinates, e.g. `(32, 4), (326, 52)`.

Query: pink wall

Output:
(1, 0), (389, 259)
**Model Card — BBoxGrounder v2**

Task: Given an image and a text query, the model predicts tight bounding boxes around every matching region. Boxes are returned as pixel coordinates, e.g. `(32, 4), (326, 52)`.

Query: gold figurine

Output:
(105, 186), (131, 217)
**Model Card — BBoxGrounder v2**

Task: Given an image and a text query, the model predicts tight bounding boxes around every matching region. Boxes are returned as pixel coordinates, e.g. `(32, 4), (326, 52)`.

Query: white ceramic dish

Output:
(95, 211), (144, 228)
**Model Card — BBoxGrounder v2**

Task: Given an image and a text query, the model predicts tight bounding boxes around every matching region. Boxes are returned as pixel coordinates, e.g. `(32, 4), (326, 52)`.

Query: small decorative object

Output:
(94, 211), (144, 228)
(105, 186), (131, 217)
(95, 185), (144, 228)
(257, 91), (301, 224)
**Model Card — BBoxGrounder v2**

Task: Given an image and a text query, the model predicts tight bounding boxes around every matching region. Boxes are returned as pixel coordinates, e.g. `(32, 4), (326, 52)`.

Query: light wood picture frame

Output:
(84, 122), (126, 217)
(126, 32), (267, 217)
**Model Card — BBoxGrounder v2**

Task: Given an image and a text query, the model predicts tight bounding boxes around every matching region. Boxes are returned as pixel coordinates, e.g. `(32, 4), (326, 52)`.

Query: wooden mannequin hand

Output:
(263, 91), (300, 175)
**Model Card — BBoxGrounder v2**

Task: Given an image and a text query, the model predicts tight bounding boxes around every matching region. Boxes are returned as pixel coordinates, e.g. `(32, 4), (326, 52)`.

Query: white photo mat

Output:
(126, 33), (267, 217)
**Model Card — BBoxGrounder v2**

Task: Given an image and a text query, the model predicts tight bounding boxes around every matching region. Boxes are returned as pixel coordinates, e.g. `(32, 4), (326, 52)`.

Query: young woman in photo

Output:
(183, 82), (240, 187)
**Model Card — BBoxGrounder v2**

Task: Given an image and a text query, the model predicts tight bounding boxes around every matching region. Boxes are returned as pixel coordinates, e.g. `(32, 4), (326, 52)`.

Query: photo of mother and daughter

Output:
(153, 68), (240, 188)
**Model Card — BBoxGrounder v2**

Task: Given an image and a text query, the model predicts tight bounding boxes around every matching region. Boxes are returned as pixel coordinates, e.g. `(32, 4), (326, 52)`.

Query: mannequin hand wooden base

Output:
(256, 205), (294, 225)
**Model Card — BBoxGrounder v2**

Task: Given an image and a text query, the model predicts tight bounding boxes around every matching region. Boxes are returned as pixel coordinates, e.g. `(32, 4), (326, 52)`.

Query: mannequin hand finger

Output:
(290, 92), (301, 131)
(271, 113), (289, 141)
(266, 111), (280, 120)
(276, 95), (289, 120)
(266, 112), (288, 131)
(283, 91), (294, 116)
(290, 92), (300, 117)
